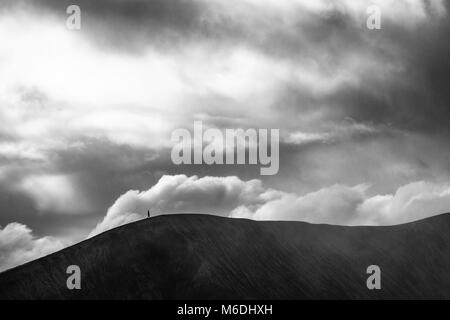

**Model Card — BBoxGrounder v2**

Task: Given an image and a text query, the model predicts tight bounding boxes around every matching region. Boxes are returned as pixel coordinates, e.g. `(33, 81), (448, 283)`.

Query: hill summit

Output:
(1, 213), (449, 299)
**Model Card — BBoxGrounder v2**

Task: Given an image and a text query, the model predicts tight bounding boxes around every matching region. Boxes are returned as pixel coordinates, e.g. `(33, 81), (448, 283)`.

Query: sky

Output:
(1, 0), (450, 271)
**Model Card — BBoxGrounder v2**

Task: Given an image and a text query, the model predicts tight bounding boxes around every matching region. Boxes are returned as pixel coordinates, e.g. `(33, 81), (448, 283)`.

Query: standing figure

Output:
(147, 210), (150, 218)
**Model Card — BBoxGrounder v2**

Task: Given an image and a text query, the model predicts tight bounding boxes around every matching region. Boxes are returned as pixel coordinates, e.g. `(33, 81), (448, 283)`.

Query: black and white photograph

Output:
(0, 0), (449, 309)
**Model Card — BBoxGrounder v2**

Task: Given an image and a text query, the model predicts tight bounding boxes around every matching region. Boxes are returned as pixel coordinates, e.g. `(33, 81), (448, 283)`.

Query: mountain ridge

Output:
(1, 213), (449, 299)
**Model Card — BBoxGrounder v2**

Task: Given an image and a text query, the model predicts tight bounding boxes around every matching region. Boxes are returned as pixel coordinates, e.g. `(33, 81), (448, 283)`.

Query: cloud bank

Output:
(4, 173), (450, 271)
(0, 223), (64, 272)
(90, 175), (450, 236)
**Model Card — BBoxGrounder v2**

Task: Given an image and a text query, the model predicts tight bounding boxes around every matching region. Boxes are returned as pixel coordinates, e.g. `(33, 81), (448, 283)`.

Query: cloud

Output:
(89, 174), (280, 236)
(7, 0), (445, 56)
(232, 183), (370, 225)
(1, 0), (449, 170)
(3, 174), (450, 271)
(0, 222), (64, 272)
(357, 181), (450, 225)
(17, 174), (91, 214)
(284, 121), (382, 146)
(7, 0), (209, 53)
(90, 174), (450, 236)
(234, 180), (450, 226)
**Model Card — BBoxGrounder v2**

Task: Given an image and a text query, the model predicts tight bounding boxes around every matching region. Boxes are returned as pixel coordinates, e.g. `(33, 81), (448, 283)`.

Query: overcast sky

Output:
(1, 0), (450, 271)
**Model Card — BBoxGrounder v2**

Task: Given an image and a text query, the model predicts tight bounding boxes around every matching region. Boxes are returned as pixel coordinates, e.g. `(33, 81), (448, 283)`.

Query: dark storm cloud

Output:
(331, 17), (450, 134)
(51, 139), (163, 210)
(267, 14), (450, 138)
(0, 137), (270, 237)
(1, 0), (366, 57)
(5, 0), (449, 136)
(3, 0), (239, 52)
(261, 4), (450, 136)
(1, 0), (449, 188)
(0, 138), (164, 238)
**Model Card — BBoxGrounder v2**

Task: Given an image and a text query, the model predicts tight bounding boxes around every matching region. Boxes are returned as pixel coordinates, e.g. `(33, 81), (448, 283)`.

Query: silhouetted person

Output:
(147, 210), (150, 218)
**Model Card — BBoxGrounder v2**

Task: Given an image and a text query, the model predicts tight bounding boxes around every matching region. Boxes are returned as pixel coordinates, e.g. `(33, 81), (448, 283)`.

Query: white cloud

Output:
(90, 175), (450, 236)
(0, 222), (65, 272)
(233, 184), (370, 225)
(0, 2), (411, 158)
(0, 13), (181, 150)
(285, 131), (331, 145)
(18, 174), (91, 214)
(285, 122), (380, 145)
(356, 181), (450, 225)
(2, 176), (449, 273)
(89, 175), (280, 236)
(0, 141), (46, 161)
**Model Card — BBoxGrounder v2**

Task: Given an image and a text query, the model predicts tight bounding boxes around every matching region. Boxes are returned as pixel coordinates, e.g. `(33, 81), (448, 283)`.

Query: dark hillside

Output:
(1, 214), (449, 299)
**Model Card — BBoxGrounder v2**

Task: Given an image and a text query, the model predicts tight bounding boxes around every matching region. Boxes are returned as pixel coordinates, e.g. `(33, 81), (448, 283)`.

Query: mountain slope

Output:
(0, 213), (449, 299)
